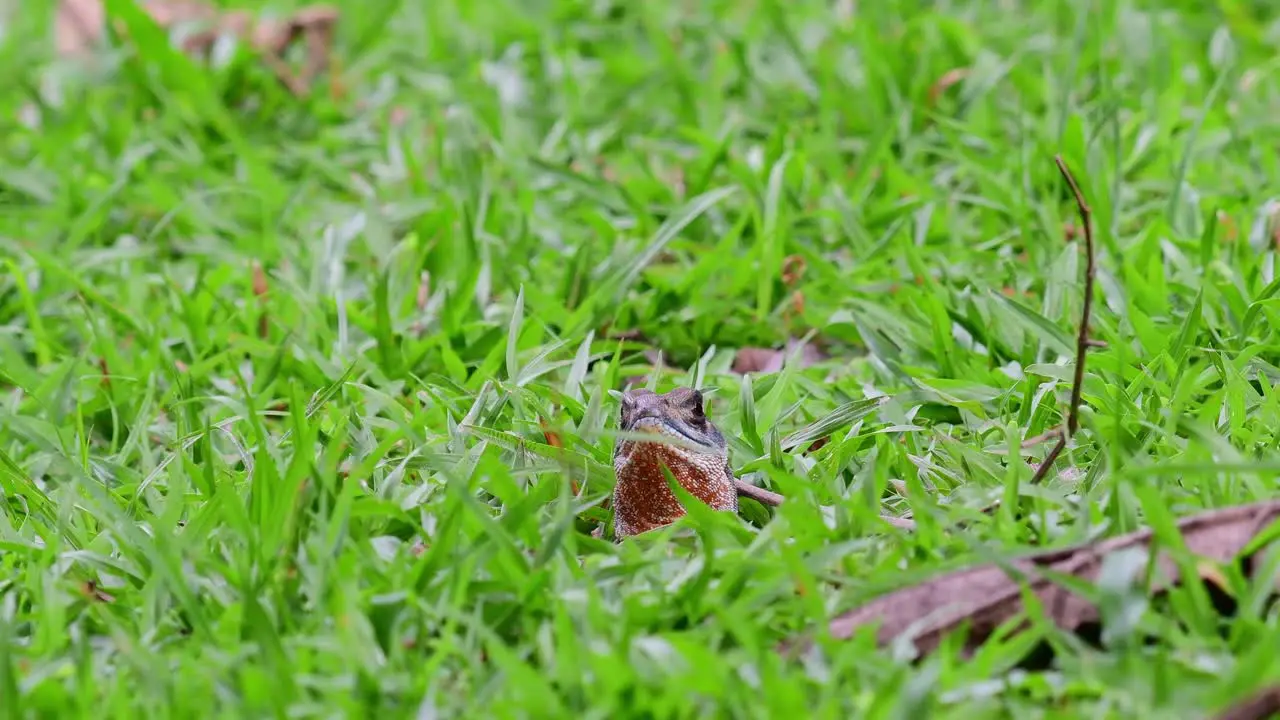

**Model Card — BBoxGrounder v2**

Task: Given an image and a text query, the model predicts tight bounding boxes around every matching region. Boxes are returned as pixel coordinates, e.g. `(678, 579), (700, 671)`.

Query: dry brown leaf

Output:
(410, 271), (432, 336)
(732, 339), (826, 374)
(251, 261), (268, 297)
(927, 67), (970, 105)
(415, 271), (431, 311)
(54, 0), (339, 96)
(80, 580), (115, 603)
(1213, 687), (1280, 720)
(251, 261), (269, 337)
(56, 0), (107, 56)
(539, 417), (575, 494)
(1219, 210), (1240, 244)
(781, 500), (1280, 658)
(780, 255), (806, 285)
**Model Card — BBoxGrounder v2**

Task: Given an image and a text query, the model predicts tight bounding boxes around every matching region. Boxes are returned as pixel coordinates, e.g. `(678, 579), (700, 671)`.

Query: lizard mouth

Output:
(621, 415), (719, 456)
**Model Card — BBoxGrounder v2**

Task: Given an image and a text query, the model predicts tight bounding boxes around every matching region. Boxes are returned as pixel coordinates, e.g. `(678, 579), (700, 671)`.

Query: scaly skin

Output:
(611, 387), (737, 539)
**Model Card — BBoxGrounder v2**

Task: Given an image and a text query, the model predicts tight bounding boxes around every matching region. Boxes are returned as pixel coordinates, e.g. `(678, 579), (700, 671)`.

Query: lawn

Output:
(3, 0), (1280, 716)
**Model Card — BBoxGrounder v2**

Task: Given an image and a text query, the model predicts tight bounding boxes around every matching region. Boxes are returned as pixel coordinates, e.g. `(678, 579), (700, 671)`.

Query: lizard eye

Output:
(686, 390), (705, 420)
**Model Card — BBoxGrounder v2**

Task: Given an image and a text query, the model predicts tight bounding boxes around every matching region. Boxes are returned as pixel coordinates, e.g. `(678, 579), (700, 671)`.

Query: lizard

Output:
(610, 386), (784, 539)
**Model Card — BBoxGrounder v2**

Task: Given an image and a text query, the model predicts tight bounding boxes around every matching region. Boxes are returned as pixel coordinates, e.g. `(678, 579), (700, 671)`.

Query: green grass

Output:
(4, 0), (1280, 716)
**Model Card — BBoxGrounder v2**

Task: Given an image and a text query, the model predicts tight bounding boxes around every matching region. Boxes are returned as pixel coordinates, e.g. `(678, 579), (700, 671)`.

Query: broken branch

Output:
(1030, 155), (1097, 485)
(780, 499), (1280, 659)
(733, 479), (785, 507)
(732, 479), (915, 530)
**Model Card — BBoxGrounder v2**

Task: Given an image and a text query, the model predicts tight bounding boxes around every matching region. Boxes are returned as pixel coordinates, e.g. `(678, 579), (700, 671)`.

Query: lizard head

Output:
(613, 387), (727, 467)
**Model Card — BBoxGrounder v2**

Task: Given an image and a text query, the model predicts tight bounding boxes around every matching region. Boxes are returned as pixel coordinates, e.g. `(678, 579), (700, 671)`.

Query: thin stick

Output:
(733, 479), (785, 506)
(1030, 155), (1096, 484)
(732, 479), (916, 530)
(1021, 428), (1062, 448)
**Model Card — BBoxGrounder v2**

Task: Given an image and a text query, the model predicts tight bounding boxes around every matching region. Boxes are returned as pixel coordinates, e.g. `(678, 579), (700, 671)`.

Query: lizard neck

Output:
(612, 447), (736, 538)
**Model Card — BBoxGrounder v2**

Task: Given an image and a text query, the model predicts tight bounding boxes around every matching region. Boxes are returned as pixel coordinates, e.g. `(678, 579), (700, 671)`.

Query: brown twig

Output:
(875, 515), (917, 530)
(733, 479), (785, 507)
(1212, 686), (1280, 720)
(1020, 428), (1062, 448)
(1029, 156), (1097, 485)
(732, 479), (916, 530)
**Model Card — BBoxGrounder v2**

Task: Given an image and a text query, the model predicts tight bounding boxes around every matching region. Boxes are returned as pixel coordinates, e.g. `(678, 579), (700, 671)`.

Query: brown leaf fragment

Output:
(732, 348), (784, 374)
(927, 67), (970, 106)
(54, 1), (340, 96)
(56, 0), (107, 57)
(877, 515), (917, 531)
(801, 435), (830, 454)
(781, 500), (1280, 658)
(788, 290), (805, 317)
(80, 580), (114, 603)
(601, 326), (645, 341)
(780, 255), (807, 285)
(252, 262), (270, 338)
(1021, 428), (1062, 448)
(415, 271), (431, 312)
(732, 338), (826, 374)
(410, 271), (431, 336)
(251, 261), (268, 297)
(1212, 687), (1280, 720)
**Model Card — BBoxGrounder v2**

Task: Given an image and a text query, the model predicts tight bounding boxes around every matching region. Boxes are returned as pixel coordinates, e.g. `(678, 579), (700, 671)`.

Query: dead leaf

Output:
(251, 261), (268, 297)
(414, 271), (430, 311)
(801, 435), (829, 454)
(80, 580), (114, 603)
(927, 68), (970, 106)
(732, 338), (827, 374)
(410, 271), (432, 336)
(600, 326), (646, 341)
(1219, 210), (1240, 244)
(251, 261), (269, 337)
(1213, 687), (1280, 720)
(539, 417), (574, 494)
(781, 500), (1280, 658)
(788, 290), (805, 317)
(781, 255), (806, 285)
(54, 0), (339, 96)
(55, 0), (107, 56)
